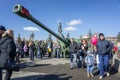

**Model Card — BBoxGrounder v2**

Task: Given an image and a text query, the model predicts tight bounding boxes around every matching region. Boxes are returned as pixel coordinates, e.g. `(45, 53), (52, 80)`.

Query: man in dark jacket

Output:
(96, 33), (111, 79)
(69, 38), (79, 69)
(0, 25), (6, 80)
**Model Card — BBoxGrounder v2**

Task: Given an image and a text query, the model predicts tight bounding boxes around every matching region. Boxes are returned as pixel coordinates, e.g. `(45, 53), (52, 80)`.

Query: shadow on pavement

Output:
(11, 73), (73, 80)
(20, 62), (50, 68)
(93, 65), (118, 77)
(109, 67), (118, 75)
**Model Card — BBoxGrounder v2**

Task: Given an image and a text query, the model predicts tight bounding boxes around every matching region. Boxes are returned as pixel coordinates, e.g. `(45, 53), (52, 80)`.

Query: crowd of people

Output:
(0, 25), (119, 80)
(69, 33), (118, 79)
(15, 38), (61, 62)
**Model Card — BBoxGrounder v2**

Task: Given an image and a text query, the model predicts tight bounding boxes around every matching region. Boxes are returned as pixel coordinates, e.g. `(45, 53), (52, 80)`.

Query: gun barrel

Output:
(13, 4), (69, 45)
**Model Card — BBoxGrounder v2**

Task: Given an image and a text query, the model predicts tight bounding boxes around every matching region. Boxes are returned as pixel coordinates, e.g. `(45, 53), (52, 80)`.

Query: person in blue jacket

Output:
(96, 33), (111, 79)
(85, 51), (94, 77)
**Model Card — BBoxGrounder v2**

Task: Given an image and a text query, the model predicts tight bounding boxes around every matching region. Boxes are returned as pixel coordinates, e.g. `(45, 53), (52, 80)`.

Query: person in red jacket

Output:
(113, 45), (118, 53)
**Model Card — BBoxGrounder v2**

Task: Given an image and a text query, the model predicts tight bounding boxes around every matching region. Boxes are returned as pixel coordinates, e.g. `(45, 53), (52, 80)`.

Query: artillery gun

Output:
(13, 4), (70, 58)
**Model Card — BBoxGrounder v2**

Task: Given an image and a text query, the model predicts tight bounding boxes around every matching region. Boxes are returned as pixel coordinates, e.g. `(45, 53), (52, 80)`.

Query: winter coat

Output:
(82, 44), (88, 53)
(69, 42), (79, 53)
(96, 40), (111, 55)
(80, 44), (88, 56)
(29, 44), (35, 53)
(85, 54), (94, 66)
(0, 37), (16, 67)
(23, 44), (28, 52)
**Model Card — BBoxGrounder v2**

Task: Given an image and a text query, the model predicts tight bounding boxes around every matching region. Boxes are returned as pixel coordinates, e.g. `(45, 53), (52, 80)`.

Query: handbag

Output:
(4, 57), (20, 71)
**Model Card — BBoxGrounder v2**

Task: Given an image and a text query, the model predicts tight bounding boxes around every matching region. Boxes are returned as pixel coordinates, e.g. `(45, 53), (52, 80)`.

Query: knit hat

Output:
(99, 33), (104, 37)
(0, 25), (6, 31)
(99, 33), (105, 40)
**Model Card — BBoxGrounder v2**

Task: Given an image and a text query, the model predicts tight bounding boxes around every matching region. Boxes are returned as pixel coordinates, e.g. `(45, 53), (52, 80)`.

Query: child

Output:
(85, 51), (94, 77)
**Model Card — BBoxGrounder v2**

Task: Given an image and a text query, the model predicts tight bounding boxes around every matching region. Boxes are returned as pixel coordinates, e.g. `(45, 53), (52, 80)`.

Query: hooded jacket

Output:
(0, 37), (16, 67)
(96, 33), (111, 55)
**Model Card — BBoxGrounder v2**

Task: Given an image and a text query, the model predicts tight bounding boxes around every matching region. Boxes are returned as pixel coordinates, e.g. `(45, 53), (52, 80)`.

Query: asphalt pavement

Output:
(2, 57), (120, 80)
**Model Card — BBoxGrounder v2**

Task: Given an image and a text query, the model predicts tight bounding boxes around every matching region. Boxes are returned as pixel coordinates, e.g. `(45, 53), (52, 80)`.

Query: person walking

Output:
(0, 30), (16, 80)
(69, 38), (79, 69)
(47, 40), (53, 58)
(96, 33), (111, 79)
(16, 40), (22, 63)
(20, 40), (25, 58)
(53, 39), (61, 58)
(85, 51), (94, 77)
(80, 39), (88, 68)
(29, 41), (35, 61)
(56, 41), (61, 59)
(0, 25), (6, 80)
(23, 42), (29, 57)
(36, 41), (42, 59)
(78, 39), (83, 68)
